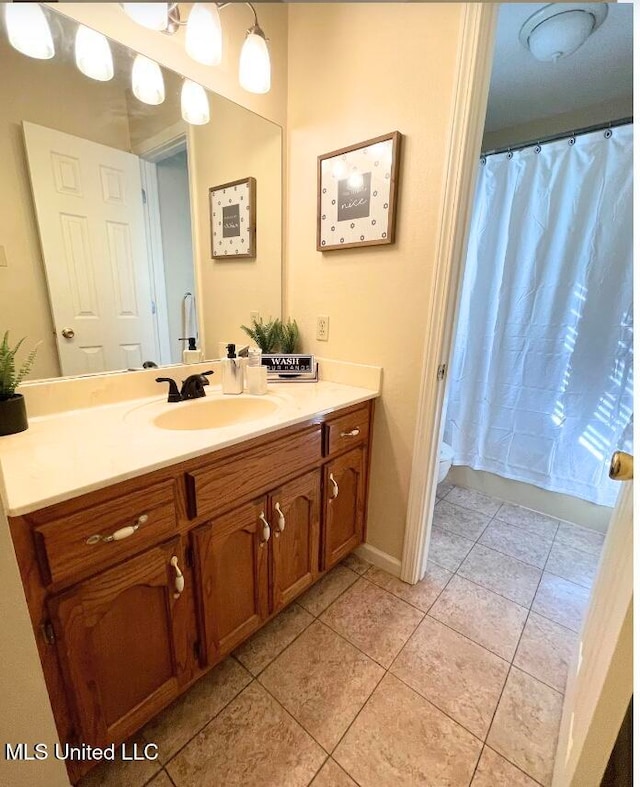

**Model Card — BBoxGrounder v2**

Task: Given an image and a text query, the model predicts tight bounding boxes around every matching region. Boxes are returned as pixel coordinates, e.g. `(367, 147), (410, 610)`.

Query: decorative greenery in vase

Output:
(240, 317), (282, 354)
(0, 331), (38, 400)
(279, 318), (300, 354)
(240, 317), (301, 354)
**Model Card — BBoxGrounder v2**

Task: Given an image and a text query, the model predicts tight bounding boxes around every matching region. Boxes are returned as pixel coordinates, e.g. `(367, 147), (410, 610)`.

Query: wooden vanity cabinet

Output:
(47, 537), (190, 748)
(270, 470), (321, 610)
(192, 469), (321, 666)
(7, 399), (374, 783)
(192, 498), (269, 664)
(323, 447), (367, 570)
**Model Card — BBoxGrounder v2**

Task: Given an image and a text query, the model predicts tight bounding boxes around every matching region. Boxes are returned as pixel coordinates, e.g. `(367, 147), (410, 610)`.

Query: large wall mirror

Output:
(0, 4), (282, 381)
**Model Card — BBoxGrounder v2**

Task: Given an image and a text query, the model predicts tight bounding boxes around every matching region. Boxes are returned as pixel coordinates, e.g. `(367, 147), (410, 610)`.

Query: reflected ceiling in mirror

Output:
(0, 4), (282, 382)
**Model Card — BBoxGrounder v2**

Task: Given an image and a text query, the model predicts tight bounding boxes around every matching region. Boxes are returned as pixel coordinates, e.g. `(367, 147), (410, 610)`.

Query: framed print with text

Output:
(317, 131), (401, 251)
(210, 176), (256, 259)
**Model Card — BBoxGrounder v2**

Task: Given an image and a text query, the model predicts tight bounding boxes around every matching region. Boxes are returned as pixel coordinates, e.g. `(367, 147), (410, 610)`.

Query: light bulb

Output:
(122, 3), (169, 31)
(185, 4), (222, 66)
(5, 3), (54, 60)
(239, 26), (271, 94)
(75, 26), (114, 82)
(181, 80), (210, 125)
(132, 55), (165, 105)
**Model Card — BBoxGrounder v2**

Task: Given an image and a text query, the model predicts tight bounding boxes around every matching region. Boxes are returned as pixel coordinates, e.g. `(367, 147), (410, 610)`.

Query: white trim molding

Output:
(355, 543), (402, 578)
(401, 3), (498, 584)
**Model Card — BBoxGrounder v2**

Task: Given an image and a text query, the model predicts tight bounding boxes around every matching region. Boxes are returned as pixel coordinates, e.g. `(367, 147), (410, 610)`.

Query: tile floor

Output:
(80, 484), (605, 787)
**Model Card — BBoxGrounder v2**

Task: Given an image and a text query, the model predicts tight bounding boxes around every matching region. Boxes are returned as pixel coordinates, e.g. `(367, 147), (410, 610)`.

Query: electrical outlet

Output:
(316, 315), (329, 341)
(0, 246), (7, 268)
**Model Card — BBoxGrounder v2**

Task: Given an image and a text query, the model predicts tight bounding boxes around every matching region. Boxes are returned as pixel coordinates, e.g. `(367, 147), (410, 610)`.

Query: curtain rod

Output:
(481, 116), (633, 158)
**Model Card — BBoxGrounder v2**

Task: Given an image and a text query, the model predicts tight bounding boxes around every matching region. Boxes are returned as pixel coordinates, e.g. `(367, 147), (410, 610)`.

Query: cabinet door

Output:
(48, 538), (188, 747)
(270, 470), (321, 612)
(192, 498), (269, 665)
(323, 447), (366, 570)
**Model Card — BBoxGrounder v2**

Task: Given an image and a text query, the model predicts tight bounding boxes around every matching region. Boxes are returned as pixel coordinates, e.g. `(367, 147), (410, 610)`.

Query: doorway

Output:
(139, 136), (197, 366)
(403, 3), (632, 785)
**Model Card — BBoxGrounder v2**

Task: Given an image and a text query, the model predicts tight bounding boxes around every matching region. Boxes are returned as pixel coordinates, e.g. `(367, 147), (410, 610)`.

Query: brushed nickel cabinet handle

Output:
(329, 473), (339, 499)
(85, 513), (149, 545)
(340, 428), (360, 438)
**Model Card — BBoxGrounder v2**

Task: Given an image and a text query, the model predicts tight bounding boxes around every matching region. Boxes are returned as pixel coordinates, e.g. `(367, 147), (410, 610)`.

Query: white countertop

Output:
(0, 381), (378, 516)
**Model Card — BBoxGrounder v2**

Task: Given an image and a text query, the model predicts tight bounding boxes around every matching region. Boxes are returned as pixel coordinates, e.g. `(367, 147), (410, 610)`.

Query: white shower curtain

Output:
(445, 124), (633, 507)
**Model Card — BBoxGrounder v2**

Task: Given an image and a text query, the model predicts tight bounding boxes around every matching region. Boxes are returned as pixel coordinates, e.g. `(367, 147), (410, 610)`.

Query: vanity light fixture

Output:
(519, 3), (608, 63)
(75, 26), (114, 82)
(185, 3), (223, 66)
(121, 3), (170, 32)
(239, 23), (271, 94)
(5, 3), (54, 60)
(181, 80), (210, 125)
(131, 54), (165, 105)
(121, 2), (272, 94)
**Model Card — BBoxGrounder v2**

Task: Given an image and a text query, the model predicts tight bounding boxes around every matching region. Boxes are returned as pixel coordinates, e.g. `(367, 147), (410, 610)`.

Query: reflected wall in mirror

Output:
(0, 4), (282, 381)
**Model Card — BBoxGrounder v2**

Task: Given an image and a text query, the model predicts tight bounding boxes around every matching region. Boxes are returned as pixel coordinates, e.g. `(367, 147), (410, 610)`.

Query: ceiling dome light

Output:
(186, 4), (222, 66)
(239, 25), (271, 94)
(132, 55), (165, 105)
(122, 3), (169, 32)
(181, 80), (210, 125)
(519, 3), (608, 63)
(75, 26), (114, 82)
(5, 3), (54, 60)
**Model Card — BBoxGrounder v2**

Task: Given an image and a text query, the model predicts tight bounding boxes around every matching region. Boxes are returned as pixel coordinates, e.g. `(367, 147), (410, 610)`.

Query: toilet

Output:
(438, 442), (454, 483)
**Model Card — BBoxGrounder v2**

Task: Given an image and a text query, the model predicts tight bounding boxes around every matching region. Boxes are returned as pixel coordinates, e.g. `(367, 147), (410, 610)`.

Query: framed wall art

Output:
(317, 131), (401, 251)
(209, 176), (256, 259)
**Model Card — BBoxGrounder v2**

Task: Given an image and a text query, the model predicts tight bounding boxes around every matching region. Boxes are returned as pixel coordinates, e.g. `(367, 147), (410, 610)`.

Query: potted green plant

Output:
(279, 318), (300, 354)
(240, 316), (282, 353)
(0, 332), (38, 436)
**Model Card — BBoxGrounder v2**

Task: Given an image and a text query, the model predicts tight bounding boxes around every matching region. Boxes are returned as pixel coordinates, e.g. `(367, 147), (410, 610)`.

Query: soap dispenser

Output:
(180, 337), (202, 364)
(222, 343), (243, 394)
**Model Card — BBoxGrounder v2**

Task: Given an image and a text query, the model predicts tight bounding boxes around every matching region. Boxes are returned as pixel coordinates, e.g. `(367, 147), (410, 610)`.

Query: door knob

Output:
(609, 451), (633, 481)
(61, 328), (75, 339)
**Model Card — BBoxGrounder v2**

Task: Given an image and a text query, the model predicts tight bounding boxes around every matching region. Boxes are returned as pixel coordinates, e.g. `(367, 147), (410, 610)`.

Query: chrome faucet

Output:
(156, 371), (214, 402)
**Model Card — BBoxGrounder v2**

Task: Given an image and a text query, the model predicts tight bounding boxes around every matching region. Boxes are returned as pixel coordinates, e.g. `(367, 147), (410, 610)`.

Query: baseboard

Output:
(355, 543), (402, 578)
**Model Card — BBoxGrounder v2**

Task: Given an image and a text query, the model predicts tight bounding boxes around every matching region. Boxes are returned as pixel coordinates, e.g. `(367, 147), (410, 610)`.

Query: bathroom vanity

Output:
(2, 380), (376, 783)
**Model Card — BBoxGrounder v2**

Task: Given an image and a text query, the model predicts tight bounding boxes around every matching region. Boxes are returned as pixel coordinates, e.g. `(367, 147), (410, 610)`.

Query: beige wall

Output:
(0, 38), (131, 380)
(51, 2), (289, 128)
(0, 503), (69, 786)
(286, 3), (465, 561)
(482, 94), (633, 151)
(189, 94), (282, 357)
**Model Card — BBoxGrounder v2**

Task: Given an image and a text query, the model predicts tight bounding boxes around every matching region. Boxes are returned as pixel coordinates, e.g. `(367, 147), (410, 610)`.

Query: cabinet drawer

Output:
(324, 405), (370, 457)
(34, 480), (178, 586)
(186, 426), (322, 520)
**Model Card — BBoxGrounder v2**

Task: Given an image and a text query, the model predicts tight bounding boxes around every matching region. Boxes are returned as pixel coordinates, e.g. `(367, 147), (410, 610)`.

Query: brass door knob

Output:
(61, 328), (75, 339)
(609, 451), (633, 481)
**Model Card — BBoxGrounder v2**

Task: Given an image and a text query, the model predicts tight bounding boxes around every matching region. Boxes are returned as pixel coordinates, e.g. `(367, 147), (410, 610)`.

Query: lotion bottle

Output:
(222, 343), (243, 394)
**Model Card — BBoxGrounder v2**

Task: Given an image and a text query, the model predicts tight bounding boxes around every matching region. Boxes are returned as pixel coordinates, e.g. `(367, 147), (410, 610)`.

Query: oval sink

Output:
(152, 397), (279, 431)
